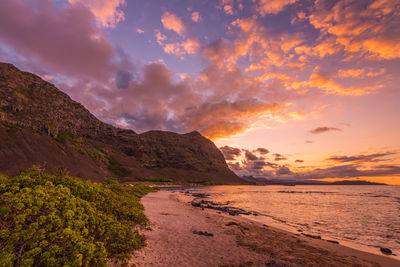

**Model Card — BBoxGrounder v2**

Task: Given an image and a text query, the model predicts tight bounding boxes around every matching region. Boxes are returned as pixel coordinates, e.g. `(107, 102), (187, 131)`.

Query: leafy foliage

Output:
(0, 167), (156, 266)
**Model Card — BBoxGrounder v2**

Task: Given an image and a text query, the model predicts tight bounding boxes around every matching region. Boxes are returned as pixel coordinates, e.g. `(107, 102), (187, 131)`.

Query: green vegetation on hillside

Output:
(120, 176), (173, 183)
(107, 157), (131, 177)
(0, 167), (156, 266)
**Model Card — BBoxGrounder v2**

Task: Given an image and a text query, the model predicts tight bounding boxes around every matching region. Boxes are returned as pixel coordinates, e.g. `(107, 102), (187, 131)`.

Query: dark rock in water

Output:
(191, 193), (210, 198)
(190, 199), (254, 217)
(380, 247), (392, 255)
(326, 240), (339, 244)
(302, 233), (321, 239)
(191, 201), (201, 207)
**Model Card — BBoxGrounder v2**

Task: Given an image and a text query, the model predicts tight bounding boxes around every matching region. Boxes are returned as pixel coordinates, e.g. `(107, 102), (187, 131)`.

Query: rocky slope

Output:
(0, 62), (242, 183)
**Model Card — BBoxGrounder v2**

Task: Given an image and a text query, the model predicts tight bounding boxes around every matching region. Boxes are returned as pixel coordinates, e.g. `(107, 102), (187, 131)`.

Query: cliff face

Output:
(0, 63), (242, 183)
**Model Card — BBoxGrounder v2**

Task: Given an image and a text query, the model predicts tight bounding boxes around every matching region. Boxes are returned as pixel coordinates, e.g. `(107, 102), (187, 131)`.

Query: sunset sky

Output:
(0, 0), (399, 184)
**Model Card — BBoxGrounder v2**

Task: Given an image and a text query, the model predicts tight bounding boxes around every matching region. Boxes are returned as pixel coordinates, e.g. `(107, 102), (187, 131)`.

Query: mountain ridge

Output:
(0, 62), (242, 183)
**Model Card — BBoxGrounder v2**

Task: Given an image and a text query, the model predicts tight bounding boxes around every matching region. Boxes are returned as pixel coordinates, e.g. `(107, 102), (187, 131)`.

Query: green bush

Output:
(0, 167), (156, 266)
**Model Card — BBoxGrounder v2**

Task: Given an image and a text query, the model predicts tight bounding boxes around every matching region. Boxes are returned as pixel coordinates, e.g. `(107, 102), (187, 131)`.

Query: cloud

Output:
(136, 28), (144, 34)
(255, 148), (269, 154)
(154, 29), (167, 45)
(163, 38), (200, 56)
(303, 164), (400, 180)
(273, 153), (287, 161)
(244, 150), (259, 161)
(0, 0), (114, 80)
(308, 66), (382, 95)
(295, 159), (304, 163)
(115, 70), (133, 89)
(309, 126), (341, 134)
(202, 38), (234, 62)
(223, 5), (234, 15)
(309, 0), (400, 60)
(337, 68), (386, 79)
(161, 11), (185, 36)
(220, 146), (241, 160)
(276, 165), (293, 175)
(2, 0), (396, 144)
(326, 152), (396, 163)
(191, 11), (201, 22)
(256, 0), (299, 16)
(180, 99), (284, 139)
(68, 0), (126, 28)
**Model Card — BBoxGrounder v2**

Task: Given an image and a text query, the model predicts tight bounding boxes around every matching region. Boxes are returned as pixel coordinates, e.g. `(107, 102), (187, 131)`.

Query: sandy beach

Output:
(130, 190), (400, 267)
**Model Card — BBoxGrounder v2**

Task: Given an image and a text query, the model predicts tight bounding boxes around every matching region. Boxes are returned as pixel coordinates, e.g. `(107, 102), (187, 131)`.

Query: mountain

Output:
(241, 176), (387, 185)
(0, 62), (242, 183)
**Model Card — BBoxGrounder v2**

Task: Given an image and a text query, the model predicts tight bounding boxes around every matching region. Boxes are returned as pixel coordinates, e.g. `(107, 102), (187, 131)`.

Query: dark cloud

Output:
(326, 152), (395, 163)
(251, 160), (267, 170)
(254, 147), (269, 154)
(202, 38), (234, 61)
(257, 164), (400, 181)
(276, 166), (293, 175)
(295, 159), (304, 163)
(228, 162), (242, 171)
(305, 140), (313, 143)
(116, 70), (133, 89)
(309, 126), (341, 134)
(244, 150), (259, 161)
(304, 164), (400, 179)
(220, 146), (242, 160)
(273, 153), (287, 161)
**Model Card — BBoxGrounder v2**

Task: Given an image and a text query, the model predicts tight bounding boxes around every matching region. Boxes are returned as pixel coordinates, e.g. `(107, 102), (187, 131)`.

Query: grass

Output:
(107, 157), (131, 177)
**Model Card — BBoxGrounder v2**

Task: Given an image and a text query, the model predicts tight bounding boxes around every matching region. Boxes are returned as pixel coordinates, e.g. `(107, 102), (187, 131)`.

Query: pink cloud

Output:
(68, 0), (126, 28)
(0, 0), (114, 80)
(161, 11), (185, 36)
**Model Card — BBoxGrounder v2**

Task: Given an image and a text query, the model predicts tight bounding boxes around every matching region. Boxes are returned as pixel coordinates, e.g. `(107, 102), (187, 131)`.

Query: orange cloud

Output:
(295, 37), (341, 58)
(154, 29), (167, 45)
(163, 38), (200, 56)
(183, 100), (284, 140)
(337, 68), (386, 78)
(223, 5), (234, 15)
(309, 66), (382, 96)
(161, 11), (185, 36)
(68, 0), (126, 28)
(256, 0), (299, 15)
(191, 11), (201, 22)
(309, 0), (400, 60)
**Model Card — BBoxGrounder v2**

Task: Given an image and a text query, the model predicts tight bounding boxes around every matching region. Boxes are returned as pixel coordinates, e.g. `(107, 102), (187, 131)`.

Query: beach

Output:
(130, 190), (400, 267)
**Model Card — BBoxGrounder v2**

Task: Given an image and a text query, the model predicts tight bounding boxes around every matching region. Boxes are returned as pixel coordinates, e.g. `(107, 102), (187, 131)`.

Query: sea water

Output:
(196, 185), (400, 257)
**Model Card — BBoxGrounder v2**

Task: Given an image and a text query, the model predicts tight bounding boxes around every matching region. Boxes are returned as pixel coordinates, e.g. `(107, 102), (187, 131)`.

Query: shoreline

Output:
(130, 190), (400, 266)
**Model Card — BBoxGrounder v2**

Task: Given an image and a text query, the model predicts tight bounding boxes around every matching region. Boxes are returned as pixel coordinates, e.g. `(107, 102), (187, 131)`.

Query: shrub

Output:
(0, 167), (156, 266)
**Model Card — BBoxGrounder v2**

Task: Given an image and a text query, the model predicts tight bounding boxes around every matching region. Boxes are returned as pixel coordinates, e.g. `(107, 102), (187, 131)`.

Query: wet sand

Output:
(130, 190), (400, 267)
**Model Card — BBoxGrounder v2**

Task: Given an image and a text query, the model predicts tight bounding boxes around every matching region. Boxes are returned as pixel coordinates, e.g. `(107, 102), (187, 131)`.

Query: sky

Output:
(0, 0), (399, 184)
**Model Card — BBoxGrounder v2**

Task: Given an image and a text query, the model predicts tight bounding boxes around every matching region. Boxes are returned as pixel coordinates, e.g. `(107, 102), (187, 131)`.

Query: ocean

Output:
(193, 185), (400, 257)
